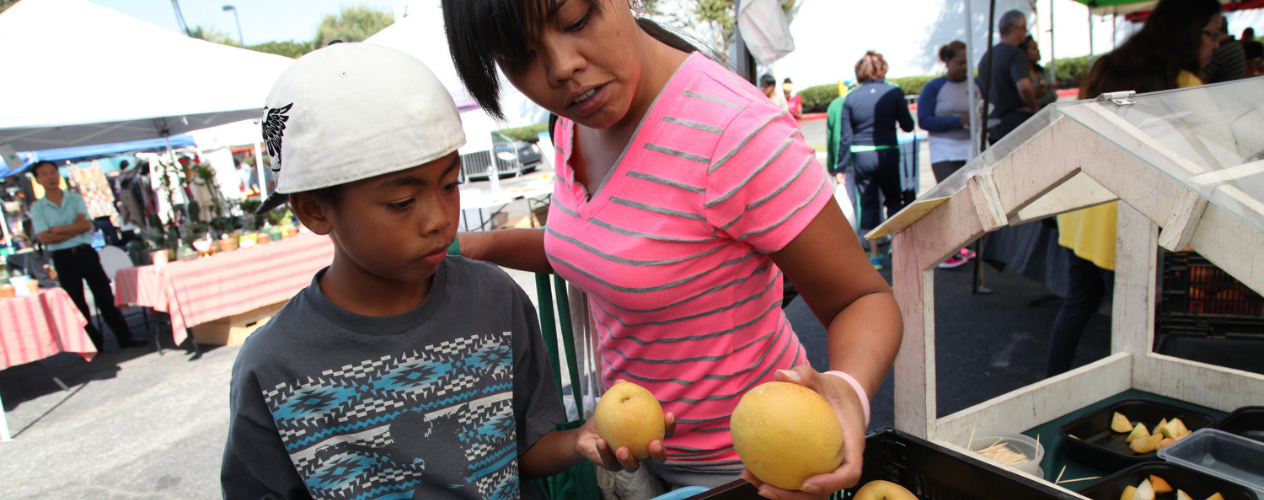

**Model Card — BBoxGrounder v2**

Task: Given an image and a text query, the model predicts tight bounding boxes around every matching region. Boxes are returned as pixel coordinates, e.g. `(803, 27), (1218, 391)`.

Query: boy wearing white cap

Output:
(221, 43), (593, 499)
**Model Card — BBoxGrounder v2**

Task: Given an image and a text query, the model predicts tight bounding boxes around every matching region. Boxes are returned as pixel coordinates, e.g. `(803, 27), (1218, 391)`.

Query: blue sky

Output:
(87, 0), (402, 45)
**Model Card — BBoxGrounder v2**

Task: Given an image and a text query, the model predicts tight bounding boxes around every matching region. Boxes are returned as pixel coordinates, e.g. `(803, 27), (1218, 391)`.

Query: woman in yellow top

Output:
(1047, 0), (1223, 377)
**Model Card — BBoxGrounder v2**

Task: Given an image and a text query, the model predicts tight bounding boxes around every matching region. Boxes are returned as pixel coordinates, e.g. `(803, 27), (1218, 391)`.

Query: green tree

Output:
(246, 40), (314, 59)
(189, 24), (241, 47)
(313, 5), (394, 48)
(0, 0), (19, 14)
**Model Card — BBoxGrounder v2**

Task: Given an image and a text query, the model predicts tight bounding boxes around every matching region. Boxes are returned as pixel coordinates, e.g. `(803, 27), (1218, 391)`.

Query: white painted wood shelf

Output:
(872, 79), (1264, 497)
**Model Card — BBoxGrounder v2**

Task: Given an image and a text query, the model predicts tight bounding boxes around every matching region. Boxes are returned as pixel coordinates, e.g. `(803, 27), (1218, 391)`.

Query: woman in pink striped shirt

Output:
(444, 1), (903, 497)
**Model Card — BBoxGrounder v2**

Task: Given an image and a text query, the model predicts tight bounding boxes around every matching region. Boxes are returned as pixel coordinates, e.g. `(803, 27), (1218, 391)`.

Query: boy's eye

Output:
(386, 199), (414, 211)
(442, 181), (459, 193)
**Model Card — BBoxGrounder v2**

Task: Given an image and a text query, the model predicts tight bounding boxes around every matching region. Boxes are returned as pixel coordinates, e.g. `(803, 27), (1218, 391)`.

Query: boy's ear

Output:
(289, 192), (333, 236)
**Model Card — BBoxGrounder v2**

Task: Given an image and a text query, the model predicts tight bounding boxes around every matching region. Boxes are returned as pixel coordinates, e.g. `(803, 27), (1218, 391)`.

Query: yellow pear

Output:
(1207, 494), (1226, 500)
(592, 381), (665, 460)
(730, 382), (845, 491)
(1130, 433), (1163, 454)
(1121, 485), (1137, 500)
(853, 480), (917, 500)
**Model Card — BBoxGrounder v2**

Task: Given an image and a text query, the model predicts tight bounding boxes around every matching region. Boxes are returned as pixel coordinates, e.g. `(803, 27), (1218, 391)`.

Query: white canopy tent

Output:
(0, 0), (292, 154)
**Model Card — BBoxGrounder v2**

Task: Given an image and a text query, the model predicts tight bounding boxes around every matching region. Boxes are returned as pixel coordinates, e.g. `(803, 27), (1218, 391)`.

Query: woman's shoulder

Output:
(659, 54), (788, 133)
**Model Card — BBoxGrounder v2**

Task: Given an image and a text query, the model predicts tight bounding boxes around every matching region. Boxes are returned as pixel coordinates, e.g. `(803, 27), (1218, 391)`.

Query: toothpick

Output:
(990, 437), (1004, 448)
(1036, 434), (1041, 448)
(1056, 476), (1101, 484)
(968, 428), (977, 451)
(1055, 465), (1067, 484)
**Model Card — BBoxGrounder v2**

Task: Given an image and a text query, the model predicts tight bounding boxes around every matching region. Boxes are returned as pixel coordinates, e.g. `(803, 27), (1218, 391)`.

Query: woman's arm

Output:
(457, 228), (553, 274)
(750, 198), (902, 499)
(895, 89), (916, 133)
(836, 100), (853, 173)
(917, 79), (964, 133)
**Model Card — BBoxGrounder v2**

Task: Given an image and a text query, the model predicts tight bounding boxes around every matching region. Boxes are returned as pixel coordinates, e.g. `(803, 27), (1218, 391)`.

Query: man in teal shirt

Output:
(30, 161), (145, 350)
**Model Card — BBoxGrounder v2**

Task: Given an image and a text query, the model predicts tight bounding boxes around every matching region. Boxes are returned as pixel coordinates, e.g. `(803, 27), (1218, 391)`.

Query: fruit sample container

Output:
(1212, 406), (1264, 443)
(1059, 399), (1215, 472)
(1159, 428), (1264, 497)
(1078, 462), (1258, 500)
(679, 428), (1081, 500)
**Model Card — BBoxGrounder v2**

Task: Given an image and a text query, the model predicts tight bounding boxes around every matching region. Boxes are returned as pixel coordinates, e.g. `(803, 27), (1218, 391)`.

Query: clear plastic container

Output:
(1159, 428), (1264, 497)
(969, 432), (1045, 479)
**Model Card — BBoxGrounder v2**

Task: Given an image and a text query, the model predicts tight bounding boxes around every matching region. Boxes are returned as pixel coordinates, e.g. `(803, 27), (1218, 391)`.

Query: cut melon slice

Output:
(1176, 490), (1193, 500)
(1112, 412), (1134, 433)
(1149, 475), (1172, 493)
(1127, 423), (1150, 443)
(1121, 485), (1137, 500)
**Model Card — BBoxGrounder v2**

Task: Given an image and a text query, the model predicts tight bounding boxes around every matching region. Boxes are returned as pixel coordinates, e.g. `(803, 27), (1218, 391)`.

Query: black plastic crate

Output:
(1214, 406), (1264, 443)
(1077, 462), (1258, 500)
(683, 428), (1081, 500)
(1159, 251), (1264, 339)
(1059, 399), (1215, 472)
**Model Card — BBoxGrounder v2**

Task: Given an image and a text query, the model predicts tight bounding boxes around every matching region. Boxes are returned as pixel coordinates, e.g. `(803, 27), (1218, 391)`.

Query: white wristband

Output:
(824, 371), (870, 428)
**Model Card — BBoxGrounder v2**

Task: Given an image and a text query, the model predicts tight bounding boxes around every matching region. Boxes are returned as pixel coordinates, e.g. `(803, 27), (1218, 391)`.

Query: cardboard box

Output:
(189, 301), (286, 346)
(497, 205), (550, 229)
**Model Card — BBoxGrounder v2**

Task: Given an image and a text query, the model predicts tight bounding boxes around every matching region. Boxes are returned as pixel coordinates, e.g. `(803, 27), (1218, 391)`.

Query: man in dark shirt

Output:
(978, 10), (1038, 143)
(1205, 16), (1247, 83)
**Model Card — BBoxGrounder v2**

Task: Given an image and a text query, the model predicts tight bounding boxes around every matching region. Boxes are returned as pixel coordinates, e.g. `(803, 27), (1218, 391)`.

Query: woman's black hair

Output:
(1018, 35), (1045, 73)
(938, 40), (965, 63)
(759, 74), (777, 88)
(1081, 0), (1221, 98)
(443, 0), (699, 120)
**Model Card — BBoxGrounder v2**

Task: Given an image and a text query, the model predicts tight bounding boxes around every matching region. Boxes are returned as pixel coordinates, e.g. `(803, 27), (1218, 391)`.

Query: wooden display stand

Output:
(189, 301), (286, 346)
(871, 92), (1264, 492)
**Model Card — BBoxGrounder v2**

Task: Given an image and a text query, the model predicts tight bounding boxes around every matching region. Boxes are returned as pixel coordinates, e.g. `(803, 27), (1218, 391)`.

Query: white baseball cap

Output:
(256, 42), (465, 213)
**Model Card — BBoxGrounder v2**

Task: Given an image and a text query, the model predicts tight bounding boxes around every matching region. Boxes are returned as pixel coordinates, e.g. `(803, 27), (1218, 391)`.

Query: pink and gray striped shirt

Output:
(545, 53), (832, 464)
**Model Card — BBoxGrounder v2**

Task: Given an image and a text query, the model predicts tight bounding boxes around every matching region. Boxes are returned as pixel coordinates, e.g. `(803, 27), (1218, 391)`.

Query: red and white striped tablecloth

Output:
(114, 234), (335, 345)
(0, 288), (95, 369)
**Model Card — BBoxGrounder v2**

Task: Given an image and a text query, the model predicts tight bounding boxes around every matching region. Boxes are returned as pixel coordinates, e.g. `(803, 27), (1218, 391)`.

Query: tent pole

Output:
(0, 205), (13, 251)
(966, 0), (980, 159)
(254, 142), (266, 198)
(1089, 10), (1094, 59)
(1112, 13), (1117, 48)
(1049, 0), (1056, 88)
(980, 0), (996, 154)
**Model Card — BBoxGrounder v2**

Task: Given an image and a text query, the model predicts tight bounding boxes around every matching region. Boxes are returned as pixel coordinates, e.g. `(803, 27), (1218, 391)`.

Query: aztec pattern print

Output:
(263, 333), (520, 500)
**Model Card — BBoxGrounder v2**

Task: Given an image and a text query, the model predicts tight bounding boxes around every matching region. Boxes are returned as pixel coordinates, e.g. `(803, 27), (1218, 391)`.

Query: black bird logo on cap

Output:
(263, 103), (293, 173)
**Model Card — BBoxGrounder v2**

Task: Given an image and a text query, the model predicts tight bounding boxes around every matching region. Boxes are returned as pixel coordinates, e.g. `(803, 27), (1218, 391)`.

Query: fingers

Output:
(593, 438), (625, 472)
(614, 446), (640, 471)
(663, 412), (677, 439)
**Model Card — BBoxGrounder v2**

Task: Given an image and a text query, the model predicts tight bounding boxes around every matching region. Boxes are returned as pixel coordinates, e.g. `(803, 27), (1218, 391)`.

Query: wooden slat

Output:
(932, 353), (1133, 446)
(1139, 354), (1264, 413)
(1157, 188), (1209, 252)
(988, 118), (1086, 217)
(893, 230), (936, 439)
(1014, 172), (1118, 224)
(1112, 203), (1158, 359)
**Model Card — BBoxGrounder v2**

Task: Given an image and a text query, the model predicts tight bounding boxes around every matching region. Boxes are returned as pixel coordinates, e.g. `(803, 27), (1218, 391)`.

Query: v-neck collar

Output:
(562, 52), (702, 206)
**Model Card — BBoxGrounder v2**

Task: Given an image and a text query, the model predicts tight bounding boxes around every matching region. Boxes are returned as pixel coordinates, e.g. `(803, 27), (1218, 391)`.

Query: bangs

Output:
(443, 0), (603, 120)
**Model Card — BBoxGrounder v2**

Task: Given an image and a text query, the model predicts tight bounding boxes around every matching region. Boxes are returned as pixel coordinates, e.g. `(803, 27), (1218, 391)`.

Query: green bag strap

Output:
(553, 275), (586, 424)
(535, 274), (566, 400)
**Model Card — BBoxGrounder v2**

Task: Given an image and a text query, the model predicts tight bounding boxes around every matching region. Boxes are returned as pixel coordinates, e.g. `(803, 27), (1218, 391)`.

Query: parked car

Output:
(461, 132), (542, 180)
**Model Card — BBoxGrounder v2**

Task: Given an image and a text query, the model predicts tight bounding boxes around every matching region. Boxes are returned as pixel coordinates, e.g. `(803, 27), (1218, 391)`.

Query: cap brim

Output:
(255, 191), (289, 215)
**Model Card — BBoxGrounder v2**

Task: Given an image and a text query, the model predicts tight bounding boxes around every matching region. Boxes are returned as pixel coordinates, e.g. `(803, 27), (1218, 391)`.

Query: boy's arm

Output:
(222, 370), (312, 499)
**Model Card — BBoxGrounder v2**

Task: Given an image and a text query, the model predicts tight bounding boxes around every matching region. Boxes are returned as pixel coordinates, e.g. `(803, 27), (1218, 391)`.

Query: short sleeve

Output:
(1010, 49), (1030, 84)
(703, 103), (831, 253)
(30, 204), (50, 234)
(221, 363), (312, 499)
(511, 283), (565, 455)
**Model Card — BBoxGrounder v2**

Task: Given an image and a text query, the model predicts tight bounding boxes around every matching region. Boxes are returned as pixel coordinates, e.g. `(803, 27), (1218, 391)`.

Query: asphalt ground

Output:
(0, 147), (1114, 499)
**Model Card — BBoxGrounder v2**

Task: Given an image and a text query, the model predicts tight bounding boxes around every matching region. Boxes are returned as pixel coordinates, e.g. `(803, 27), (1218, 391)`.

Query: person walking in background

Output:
(839, 51), (914, 262)
(783, 77), (803, 120)
(760, 73), (789, 113)
(979, 10), (1038, 143)
(919, 41), (980, 269)
(1204, 16), (1246, 83)
(1020, 35), (1058, 110)
(29, 161), (146, 351)
(1047, 0), (1222, 377)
